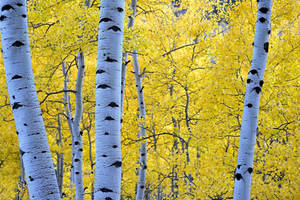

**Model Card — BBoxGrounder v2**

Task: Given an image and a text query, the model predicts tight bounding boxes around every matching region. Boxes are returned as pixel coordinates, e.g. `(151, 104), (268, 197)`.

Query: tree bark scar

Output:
(100, 188), (114, 193)
(259, 7), (269, 13)
(16, 3), (23, 7)
(117, 7), (124, 12)
(105, 57), (118, 62)
(12, 41), (24, 47)
(108, 102), (119, 107)
(108, 26), (121, 32)
(12, 102), (23, 109)
(264, 42), (269, 53)
(105, 116), (115, 120)
(11, 75), (23, 80)
(97, 84), (111, 89)
(0, 15), (7, 21)
(109, 161), (122, 168)
(2, 5), (15, 11)
(100, 18), (112, 23)
(96, 69), (106, 74)
(259, 17), (266, 23)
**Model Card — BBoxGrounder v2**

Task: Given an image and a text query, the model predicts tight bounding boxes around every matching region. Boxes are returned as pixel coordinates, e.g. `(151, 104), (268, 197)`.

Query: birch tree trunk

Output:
(94, 1), (125, 199)
(0, 1), (60, 199)
(133, 49), (147, 200)
(234, 1), (272, 199)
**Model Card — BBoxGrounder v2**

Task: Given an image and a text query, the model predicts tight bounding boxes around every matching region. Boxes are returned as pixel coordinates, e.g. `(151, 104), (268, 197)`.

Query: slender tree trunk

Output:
(56, 114), (64, 197)
(133, 49), (148, 200)
(234, 1), (272, 200)
(94, 1), (125, 199)
(0, 1), (60, 199)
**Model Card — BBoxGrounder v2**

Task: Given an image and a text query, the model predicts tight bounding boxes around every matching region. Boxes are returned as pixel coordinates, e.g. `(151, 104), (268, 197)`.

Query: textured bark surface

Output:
(94, 0), (125, 199)
(133, 49), (147, 200)
(234, 1), (272, 200)
(0, 1), (60, 199)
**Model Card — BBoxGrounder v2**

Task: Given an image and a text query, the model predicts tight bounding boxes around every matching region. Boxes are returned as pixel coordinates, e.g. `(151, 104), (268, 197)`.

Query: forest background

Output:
(0, 0), (299, 199)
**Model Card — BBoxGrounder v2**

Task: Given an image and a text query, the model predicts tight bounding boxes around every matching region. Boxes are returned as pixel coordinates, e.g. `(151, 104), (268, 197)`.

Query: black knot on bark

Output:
(12, 41), (24, 47)
(237, 165), (241, 169)
(75, 172), (80, 174)
(2, 5), (14, 11)
(12, 75), (23, 80)
(247, 103), (253, 108)
(16, 3), (23, 6)
(247, 167), (253, 174)
(112, 145), (118, 148)
(259, 7), (269, 14)
(105, 116), (115, 121)
(259, 17), (266, 23)
(75, 141), (79, 145)
(12, 102), (23, 110)
(110, 161), (122, 168)
(105, 57), (118, 62)
(96, 69), (105, 74)
(117, 7), (124, 12)
(97, 84), (111, 89)
(100, 188), (113, 193)
(74, 159), (80, 162)
(108, 102), (119, 107)
(264, 42), (269, 53)
(247, 79), (251, 84)
(104, 132), (110, 135)
(0, 15), (7, 21)
(105, 197), (112, 200)
(252, 87), (261, 94)
(249, 69), (258, 75)
(259, 80), (264, 87)
(108, 25), (121, 32)
(235, 173), (242, 180)
(29, 176), (34, 181)
(99, 18), (112, 23)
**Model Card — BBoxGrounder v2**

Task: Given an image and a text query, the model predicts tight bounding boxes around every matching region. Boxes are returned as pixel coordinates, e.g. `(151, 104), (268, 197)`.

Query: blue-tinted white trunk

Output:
(234, 1), (272, 199)
(94, 1), (125, 199)
(0, 1), (60, 199)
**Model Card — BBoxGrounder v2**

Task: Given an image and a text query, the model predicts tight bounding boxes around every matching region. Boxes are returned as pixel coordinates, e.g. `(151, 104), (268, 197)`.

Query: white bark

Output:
(62, 52), (85, 200)
(94, 1), (125, 199)
(121, 0), (137, 124)
(234, 1), (272, 200)
(133, 49), (147, 200)
(0, 1), (60, 199)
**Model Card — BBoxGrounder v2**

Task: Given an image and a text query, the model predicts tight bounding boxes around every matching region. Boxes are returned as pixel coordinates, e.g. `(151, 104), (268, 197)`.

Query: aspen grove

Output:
(0, 0), (299, 200)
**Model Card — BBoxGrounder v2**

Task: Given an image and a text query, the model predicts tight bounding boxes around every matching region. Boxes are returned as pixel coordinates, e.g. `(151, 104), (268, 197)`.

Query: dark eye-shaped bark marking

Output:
(259, 7), (268, 13)
(259, 80), (264, 87)
(75, 172), (80, 174)
(117, 7), (124, 12)
(29, 176), (34, 181)
(11, 75), (22, 80)
(252, 87), (261, 94)
(100, 188), (113, 193)
(112, 145), (118, 148)
(12, 102), (23, 109)
(143, 165), (147, 169)
(16, 3), (23, 7)
(249, 69), (258, 75)
(100, 18), (112, 23)
(41, 151), (47, 153)
(104, 132), (110, 135)
(107, 102), (119, 107)
(247, 79), (252, 84)
(74, 159), (80, 162)
(102, 154), (107, 157)
(2, 5), (14, 11)
(12, 41), (24, 47)
(18, 87), (27, 90)
(105, 116), (115, 121)
(96, 69), (105, 74)
(140, 185), (145, 189)
(108, 26), (121, 32)
(79, 148), (83, 152)
(16, 131), (19, 135)
(80, 131), (83, 135)
(110, 161), (122, 168)
(247, 167), (253, 174)
(75, 141), (79, 145)
(21, 14), (26, 18)
(259, 17), (266, 23)
(24, 123), (27, 126)
(237, 165), (241, 169)
(105, 57), (118, 62)
(264, 42), (269, 53)
(141, 153), (145, 156)
(268, 30), (271, 34)
(28, 132), (40, 136)
(235, 173), (242, 180)
(247, 103), (253, 108)
(0, 15), (7, 21)
(97, 84), (111, 89)
(105, 197), (112, 200)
